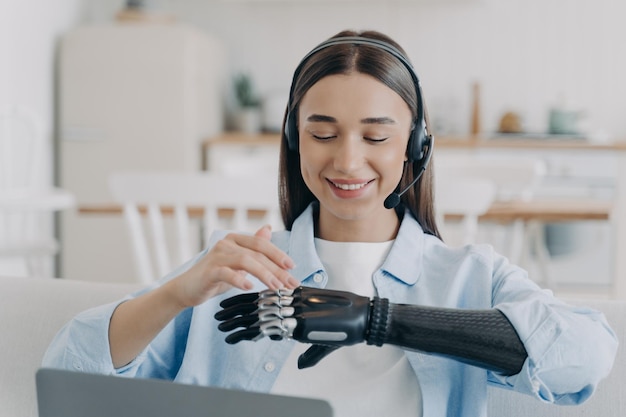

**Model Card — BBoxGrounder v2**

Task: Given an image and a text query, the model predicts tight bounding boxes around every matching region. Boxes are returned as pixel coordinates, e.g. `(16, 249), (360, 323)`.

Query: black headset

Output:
(284, 36), (433, 168)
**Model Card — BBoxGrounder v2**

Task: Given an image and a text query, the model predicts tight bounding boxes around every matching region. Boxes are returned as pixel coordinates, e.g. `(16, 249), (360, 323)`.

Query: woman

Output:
(44, 30), (617, 417)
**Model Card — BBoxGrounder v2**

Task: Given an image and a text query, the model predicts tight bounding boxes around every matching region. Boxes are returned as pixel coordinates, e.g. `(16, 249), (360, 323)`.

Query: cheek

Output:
(379, 146), (409, 183)
(298, 152), (321, 188)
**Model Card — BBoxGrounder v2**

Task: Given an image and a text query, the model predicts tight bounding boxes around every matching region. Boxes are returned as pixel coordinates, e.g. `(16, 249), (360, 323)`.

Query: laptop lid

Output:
(36, 368), (333, 417)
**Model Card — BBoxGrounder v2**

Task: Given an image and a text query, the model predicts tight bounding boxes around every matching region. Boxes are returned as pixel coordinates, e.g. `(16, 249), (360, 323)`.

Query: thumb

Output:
(297, 345), (341, 369)
(254, 224), (272, 241)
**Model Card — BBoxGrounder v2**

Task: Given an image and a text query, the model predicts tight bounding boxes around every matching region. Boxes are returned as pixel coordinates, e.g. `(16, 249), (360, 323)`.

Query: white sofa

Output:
(0, 275), (623, 417)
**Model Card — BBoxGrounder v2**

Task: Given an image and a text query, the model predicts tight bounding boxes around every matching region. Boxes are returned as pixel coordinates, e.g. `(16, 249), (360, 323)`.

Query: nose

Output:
(333, 136), (364, 173)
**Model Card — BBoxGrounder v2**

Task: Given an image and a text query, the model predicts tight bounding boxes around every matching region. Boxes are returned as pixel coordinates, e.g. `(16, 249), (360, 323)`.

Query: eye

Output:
(364, 136), (389, 143)
(363, 135), (390, 143)
(311, 133), (336, 141)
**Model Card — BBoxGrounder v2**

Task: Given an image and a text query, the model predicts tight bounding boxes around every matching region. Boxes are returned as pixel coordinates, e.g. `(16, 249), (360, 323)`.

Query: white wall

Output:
(2, 0), (84, 167)
(1, 0), (83, 275)
(83, 0), (626, 140)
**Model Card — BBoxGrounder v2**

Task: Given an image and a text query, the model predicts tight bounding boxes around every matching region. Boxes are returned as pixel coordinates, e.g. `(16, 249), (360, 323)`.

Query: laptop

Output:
(36, 368), (333, 417)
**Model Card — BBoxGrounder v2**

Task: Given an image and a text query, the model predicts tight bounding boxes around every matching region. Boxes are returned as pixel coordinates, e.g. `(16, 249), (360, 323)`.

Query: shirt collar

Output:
(288, 202), (425, 286)
(288, 203), (325, 282)
(380, 208), (425, 285)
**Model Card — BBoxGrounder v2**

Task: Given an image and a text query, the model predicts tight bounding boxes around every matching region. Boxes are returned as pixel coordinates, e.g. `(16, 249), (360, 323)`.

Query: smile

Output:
(329, 180), (373, 190)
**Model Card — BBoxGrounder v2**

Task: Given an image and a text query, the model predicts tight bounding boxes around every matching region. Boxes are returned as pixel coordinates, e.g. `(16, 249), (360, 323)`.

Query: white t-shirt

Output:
(271, 239), (422, 417)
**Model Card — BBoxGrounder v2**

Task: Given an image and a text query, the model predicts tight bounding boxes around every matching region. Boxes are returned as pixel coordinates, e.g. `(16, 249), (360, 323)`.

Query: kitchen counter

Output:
(78, 198), (613, 223)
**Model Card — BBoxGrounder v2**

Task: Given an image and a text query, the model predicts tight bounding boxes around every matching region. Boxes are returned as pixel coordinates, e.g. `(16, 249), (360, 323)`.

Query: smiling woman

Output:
(297, 72), (412, 242)
(43, 30), (617, 417)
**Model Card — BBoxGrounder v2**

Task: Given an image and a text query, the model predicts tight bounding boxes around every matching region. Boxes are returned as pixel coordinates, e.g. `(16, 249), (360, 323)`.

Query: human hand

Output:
(215, 286), (382, 368)
(168, 225), (299, 309)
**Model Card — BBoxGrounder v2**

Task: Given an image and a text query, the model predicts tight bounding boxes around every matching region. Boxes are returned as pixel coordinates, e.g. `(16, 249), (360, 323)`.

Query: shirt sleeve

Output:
(41, 300), (126, 374)
(488, 252), (618, 404)
(41, 248), (209, 377)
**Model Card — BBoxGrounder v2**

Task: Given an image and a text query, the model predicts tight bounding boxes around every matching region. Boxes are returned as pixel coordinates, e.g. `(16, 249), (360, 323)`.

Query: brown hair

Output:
(278, 29), (440, 239)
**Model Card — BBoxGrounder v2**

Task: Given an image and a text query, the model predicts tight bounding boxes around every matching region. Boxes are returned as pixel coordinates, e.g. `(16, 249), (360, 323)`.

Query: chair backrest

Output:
(435, 154), (546, 260)
(435, 154), (546, 201)
(0, 106), (45, 193)
(108, 171), (282, 284)
(435, 176), (497, 246)
(0, 107), (74, 276)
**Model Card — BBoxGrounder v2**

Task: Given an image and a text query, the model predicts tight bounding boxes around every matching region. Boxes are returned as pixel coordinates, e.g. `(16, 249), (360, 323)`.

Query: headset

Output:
(285, 36), (432, 162)
(283, 36), (434, 209)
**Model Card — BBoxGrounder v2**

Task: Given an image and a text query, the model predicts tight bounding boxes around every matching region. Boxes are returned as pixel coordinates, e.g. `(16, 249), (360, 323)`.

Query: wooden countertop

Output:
(203, 132), (626, 151)
(475, 199), (612, 222)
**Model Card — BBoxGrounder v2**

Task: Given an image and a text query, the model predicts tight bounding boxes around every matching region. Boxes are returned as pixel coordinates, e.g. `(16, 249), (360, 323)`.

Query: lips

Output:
(327, 178), (374, 198)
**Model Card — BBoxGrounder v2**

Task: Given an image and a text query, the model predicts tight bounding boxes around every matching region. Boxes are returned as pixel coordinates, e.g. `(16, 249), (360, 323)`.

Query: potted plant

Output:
(233, 73), (262, 134)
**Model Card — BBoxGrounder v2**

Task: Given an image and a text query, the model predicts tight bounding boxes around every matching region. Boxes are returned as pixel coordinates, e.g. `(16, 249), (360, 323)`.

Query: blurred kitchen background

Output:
(2, 0), (625, 298)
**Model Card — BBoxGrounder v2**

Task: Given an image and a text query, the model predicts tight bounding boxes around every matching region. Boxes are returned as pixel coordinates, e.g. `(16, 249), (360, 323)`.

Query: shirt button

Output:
(313, 273), (323, 283)
(264, 362), (276, 372)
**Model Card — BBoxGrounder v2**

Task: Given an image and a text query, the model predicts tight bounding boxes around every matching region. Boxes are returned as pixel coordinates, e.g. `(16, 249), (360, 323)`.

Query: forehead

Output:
(300, 72), (412, 119)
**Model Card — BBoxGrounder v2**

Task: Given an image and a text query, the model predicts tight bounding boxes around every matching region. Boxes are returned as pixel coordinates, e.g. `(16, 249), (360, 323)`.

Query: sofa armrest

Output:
(0, 276), (142, 417)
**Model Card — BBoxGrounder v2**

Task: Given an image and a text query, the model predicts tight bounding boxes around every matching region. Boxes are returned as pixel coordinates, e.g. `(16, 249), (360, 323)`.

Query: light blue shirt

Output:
(43, 203), (617, 417)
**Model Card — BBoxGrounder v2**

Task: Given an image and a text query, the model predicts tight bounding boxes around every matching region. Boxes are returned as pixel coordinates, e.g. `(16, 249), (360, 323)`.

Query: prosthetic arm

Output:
(215, 286), (528, 375)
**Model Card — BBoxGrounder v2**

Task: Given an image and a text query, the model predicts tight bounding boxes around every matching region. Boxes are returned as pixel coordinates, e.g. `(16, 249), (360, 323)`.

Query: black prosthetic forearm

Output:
(216, 287), (528, 374)
(367, 300), (528, 375)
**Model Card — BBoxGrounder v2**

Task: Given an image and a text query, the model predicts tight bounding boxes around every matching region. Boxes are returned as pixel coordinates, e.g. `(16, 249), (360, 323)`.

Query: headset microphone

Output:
(383, 132), (433, 210)
(383, 166), (427, 209)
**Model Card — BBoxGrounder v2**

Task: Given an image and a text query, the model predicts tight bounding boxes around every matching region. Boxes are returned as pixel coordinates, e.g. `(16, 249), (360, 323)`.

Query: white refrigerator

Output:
(58, 22), (226, 283)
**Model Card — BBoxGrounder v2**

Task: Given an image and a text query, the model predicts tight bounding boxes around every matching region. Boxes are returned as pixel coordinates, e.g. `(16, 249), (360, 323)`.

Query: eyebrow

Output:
(306, 114), (397, 125)
(361, 116), (397, 125)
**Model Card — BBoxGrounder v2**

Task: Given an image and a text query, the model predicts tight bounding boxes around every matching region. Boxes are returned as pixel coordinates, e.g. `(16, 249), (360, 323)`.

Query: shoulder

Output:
(422, 231), (497, 266)
(420, 235), (529, 300)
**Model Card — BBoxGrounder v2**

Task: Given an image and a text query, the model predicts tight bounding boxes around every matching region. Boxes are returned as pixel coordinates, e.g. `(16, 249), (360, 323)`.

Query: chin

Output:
(323, 199), (387, 221)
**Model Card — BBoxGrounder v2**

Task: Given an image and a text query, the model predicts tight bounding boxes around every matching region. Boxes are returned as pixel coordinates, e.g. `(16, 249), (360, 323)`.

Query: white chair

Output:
(435, 154), (547, 267)
(435, 154), (546, 202)
(108, 171), (282, 284)
(435, 176), (497, 246)
(0, 106), (75, 277)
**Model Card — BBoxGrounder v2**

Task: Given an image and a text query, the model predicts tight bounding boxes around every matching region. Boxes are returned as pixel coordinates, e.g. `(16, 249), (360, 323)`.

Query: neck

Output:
(315, 207), (400, 242)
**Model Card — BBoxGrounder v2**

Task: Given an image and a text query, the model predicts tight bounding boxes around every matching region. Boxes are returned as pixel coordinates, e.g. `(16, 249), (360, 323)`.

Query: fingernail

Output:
(283, 258), (296, 269)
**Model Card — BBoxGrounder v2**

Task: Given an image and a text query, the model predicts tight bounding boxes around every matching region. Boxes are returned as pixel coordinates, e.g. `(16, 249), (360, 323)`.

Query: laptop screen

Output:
(36, 368), (333, 417)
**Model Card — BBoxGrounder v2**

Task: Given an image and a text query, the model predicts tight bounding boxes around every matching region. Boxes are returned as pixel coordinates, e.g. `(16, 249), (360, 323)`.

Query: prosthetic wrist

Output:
(215, 286), (527, 375)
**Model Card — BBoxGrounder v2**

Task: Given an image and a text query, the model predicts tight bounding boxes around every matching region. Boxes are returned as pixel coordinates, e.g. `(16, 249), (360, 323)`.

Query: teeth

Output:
(333, 182), (367, 190)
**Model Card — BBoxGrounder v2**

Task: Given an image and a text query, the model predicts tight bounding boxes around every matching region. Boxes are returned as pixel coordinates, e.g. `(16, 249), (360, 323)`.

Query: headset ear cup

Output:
(286, 110), (298, 152)
(407, 129), (423, 162)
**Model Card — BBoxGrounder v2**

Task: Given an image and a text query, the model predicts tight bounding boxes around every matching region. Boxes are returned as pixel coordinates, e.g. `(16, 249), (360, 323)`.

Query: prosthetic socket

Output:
(215, 286), (528, 375)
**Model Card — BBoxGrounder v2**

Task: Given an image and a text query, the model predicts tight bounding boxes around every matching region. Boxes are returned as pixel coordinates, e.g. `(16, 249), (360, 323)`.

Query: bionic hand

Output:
(215, 286), (527, 374)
